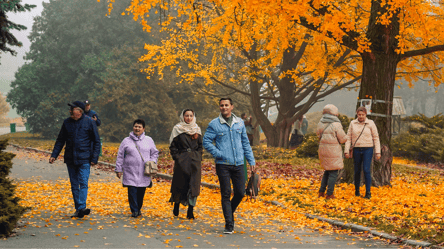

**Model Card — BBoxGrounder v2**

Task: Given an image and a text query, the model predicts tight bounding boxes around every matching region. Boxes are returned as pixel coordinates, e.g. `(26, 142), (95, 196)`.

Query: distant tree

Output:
(0, 92), (9, 123)
(94, 44), (177, 142)
(0, 0), (35, 62)
(95, 43), (220, 142)
(7, 0), (151, 138)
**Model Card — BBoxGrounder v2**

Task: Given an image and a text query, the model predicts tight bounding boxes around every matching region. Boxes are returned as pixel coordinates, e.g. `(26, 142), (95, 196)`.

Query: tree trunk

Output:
(339, 0), (401, 187)
(340, 54), (397, 186)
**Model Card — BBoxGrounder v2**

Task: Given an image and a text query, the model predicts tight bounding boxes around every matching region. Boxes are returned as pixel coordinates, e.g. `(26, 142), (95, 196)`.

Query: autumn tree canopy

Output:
(0, 92), (9, 123)
(110, 0), (444, 185)
(109, 0), (364, 148)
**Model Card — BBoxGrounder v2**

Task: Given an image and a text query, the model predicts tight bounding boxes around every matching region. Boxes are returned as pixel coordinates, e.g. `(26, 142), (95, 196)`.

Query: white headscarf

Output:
(169, 110), (202, 144)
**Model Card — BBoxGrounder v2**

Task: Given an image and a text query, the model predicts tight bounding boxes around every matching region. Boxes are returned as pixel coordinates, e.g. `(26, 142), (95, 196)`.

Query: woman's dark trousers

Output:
(353, 147), (374, 196)
(319, 170), (339, 196)
(127, 186), (147, 214)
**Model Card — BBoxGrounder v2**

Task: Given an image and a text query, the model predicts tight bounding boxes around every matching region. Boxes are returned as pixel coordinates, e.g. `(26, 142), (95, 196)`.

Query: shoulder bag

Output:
(133, 140), (158, 177)
(349, 124), (366, 159)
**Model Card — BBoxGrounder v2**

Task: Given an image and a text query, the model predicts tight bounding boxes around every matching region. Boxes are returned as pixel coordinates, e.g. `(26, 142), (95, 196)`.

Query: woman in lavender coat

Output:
(115, 119), (159, 217)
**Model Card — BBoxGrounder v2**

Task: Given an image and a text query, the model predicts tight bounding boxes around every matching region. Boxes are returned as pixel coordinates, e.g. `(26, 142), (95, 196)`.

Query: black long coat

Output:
(170, 133), (203, 202)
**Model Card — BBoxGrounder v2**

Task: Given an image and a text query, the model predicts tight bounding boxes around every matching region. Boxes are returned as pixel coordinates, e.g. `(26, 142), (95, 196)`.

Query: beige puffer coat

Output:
(316, 105), (347, 171)
(344, 118), (381, 154)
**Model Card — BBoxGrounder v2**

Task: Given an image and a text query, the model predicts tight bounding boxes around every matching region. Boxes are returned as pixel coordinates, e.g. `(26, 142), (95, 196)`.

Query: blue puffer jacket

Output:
(203, 114), (255, 166)
(85, 109), (101, 127)
(51, 114), (101, 165)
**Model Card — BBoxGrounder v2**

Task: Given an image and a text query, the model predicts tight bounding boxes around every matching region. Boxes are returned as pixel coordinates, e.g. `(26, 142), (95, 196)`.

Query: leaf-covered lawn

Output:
(4, 132), (444, 245)
(259, 168), (444, 245)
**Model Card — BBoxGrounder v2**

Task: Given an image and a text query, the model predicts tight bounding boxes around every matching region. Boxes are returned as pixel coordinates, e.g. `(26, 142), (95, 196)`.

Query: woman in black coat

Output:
(169, 109), (202, 219)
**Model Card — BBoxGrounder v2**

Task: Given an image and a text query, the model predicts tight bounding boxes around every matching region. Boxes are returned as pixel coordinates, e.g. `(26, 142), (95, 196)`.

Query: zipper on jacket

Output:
(136, 139), (141, 182)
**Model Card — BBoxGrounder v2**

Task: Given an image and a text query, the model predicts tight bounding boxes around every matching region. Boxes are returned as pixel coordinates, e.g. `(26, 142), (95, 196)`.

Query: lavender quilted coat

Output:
(115, 132), (159, 187)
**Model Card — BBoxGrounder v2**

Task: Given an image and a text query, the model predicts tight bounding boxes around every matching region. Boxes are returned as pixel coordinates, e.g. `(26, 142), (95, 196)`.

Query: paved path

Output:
(2, 146), (397, 248)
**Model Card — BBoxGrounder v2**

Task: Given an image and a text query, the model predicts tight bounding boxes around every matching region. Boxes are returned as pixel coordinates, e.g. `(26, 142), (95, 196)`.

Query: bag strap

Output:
(352, 123), (367, 148)
(319, 123), (332, 141)
(132, 140), (145, 162)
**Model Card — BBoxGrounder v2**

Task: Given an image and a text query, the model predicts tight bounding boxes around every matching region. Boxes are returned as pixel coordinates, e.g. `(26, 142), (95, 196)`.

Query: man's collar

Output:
(70, 114), (85, 122)
(218, 113), (240, 125)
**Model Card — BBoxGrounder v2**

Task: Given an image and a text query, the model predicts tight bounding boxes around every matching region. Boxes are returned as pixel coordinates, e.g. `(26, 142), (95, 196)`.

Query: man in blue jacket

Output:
(49, 101), (101, 218)
(84, 100), (101, 127)
(203, 97), (255, 234)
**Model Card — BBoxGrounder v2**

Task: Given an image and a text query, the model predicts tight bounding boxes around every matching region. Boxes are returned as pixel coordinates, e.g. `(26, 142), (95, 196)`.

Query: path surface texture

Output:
(2, 146), (397, 248)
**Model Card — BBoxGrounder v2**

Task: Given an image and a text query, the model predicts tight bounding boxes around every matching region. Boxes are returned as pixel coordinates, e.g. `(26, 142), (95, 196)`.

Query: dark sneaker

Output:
(364, 193), (371, 199)
(71, 210), (80, 218)
(137, 211), (142, 217)
(223, 228), (233, 234)
(81, 208), (90, 215)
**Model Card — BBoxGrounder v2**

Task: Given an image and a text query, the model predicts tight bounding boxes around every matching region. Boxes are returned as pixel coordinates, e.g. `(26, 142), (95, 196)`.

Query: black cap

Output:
(84, 100), (90, 105)
(68, 101), (86, 111)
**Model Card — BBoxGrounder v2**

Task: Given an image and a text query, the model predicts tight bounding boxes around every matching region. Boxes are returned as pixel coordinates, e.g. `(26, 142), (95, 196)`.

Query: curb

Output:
(9, 143), (441, 248)
(8, 144), (221, 190)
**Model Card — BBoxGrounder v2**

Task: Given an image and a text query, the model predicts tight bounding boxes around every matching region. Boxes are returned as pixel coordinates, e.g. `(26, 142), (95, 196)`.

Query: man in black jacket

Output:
(49, 101), (101, 218)
(84, 100), (101, 127)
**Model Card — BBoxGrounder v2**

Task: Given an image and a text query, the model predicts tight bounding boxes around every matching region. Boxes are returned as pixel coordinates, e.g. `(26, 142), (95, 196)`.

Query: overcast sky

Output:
(0, 0), (48, 117)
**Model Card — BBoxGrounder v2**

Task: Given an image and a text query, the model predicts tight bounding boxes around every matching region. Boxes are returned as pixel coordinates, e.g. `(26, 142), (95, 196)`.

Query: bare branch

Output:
(209, 77), (251, 95)
(401, 45), (444, 59)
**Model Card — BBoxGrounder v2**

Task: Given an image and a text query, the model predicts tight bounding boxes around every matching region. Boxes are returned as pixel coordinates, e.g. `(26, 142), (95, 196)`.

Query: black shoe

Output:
(223, 227), (234, 234)
(131, 212), (138, 218)
(173, 203), (179, 217)
(364, 193), (371, 199)
(137, 211), (142, 217)
(355, 191), (360, 197)
(80, 208), (90, 217)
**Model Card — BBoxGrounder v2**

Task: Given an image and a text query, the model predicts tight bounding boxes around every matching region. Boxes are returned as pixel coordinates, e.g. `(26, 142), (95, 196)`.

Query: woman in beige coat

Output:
(316, 104), (347, 199)
(344, 106), (381, 199)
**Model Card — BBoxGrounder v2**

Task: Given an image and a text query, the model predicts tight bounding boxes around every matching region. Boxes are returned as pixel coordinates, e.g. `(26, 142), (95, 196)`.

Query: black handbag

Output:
(245, 171), (261, 199)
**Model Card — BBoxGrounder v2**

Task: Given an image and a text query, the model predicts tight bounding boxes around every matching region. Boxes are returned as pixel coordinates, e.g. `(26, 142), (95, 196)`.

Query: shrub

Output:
(0, 139), (29, 237)
(392, 130), (444, 163)
(392, 114), (444, 163)
(295, 133), (319, 158)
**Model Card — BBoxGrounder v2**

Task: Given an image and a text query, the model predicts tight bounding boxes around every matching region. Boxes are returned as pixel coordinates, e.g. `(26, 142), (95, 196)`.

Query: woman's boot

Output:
(173, 203), (180, 216)
(186, 205), (194, 219)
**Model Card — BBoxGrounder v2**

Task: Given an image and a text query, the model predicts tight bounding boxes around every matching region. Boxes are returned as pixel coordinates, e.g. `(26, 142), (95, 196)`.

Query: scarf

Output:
(169, 110), (202, 145)
(320, 113), (341, 123)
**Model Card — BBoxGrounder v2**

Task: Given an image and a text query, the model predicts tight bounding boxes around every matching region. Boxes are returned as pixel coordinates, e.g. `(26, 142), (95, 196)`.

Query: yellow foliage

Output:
(102, 0), (444, 92)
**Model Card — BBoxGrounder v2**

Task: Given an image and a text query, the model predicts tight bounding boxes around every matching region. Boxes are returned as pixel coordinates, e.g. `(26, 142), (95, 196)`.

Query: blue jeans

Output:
(319, 170), (339, 196)
(67, 164), (90, 211)
(127, 186), (146, 214)
(216, 164), (245, 229)
(353, 147), (373, 195)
